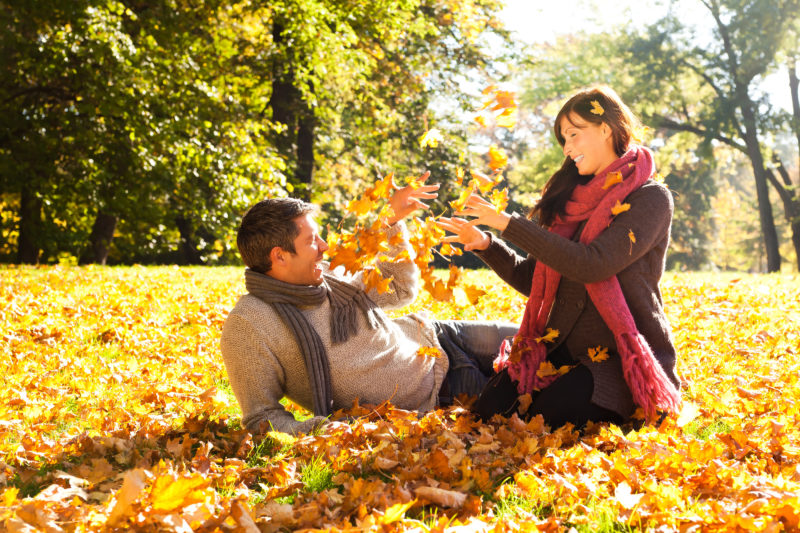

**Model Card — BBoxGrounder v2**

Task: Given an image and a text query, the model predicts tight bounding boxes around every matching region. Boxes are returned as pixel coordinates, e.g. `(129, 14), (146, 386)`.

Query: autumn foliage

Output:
(2, 266), (800, 531)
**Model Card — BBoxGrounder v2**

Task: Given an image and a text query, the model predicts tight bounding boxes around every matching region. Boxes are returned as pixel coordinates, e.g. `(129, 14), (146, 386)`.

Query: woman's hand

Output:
(385, 170), (440, 225)
(456, 193), (512, 232)
(437, 217), (490, 252)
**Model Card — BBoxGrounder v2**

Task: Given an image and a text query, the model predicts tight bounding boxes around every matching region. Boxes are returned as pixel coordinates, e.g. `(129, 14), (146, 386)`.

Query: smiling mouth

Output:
(574, 155), (584, 164)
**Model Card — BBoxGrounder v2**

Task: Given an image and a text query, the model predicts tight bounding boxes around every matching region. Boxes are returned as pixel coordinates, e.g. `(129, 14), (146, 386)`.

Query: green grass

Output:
(301, 455), (337, 493)
(683, 417), (734, 440)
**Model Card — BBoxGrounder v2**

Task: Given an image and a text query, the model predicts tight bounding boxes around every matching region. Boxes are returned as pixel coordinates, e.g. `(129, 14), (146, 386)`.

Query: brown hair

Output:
(530, 86), (641, 227)
(236, 198), (318, 273)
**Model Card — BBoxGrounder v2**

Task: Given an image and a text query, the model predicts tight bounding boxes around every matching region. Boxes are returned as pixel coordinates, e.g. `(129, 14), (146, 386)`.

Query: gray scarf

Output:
(244, 268), (388, 416)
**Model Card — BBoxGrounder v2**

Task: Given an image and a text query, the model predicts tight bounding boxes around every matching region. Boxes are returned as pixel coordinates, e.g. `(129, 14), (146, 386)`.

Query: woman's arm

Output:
(501, 183), (673, 283)
(473, 233), (536, 296)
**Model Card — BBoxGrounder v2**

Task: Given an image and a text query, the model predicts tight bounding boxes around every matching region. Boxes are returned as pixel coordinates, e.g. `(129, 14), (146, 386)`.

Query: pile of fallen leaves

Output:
(2, 266), (800, 531)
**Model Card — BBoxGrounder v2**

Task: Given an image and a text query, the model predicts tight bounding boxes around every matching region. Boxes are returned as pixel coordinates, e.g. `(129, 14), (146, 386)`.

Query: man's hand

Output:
(385, 171), (439, 225)
(437, 216), (491, 252)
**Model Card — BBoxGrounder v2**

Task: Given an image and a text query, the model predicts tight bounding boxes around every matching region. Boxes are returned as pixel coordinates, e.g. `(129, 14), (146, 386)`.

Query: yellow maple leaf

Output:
(488, 144), (508, 171)
(536, 361), (559, 378)
(535, 328), (559, 344)
(474, 115), (487, 128)
(439, 242), (463, 256)
(496, 108), (517, 129)
(379, 499), (417, 524)
(611, 200), (631, 216)
(490, 187), (509, 213)
(419, 128), (443, 149)
(347, 196), (375, 216)
(602, 171), (623, 190)
(588, 345), (609, 363)
(455, 167), (465, 186)
(463, 284), (486, 305)
(371, 172), (395, 200)
(450, 182), (475, 212)
(151, 474), (210, 513)
(362, 268), (393, 294)
(590, 100), (604, 115)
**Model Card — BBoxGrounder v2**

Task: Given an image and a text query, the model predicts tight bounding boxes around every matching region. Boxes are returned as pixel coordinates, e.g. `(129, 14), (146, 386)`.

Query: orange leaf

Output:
(490, 187), (509, 213)
(463, 284), (486, 305)
(488, 144), (508, 171)
(590, 100), (604, 115)
(371, 172), (395, 200)
(534, 328), (559, 344)
(588, 345), (609, 363)
(347, 196), (375, 216)
(416, 346), (442, 358)
(602, 171), (623, 189)
(611, 201), (631, 216)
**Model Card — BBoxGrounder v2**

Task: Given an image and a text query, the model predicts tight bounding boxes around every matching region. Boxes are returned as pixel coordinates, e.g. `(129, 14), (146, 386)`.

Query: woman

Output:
(438, 86), (681, 428)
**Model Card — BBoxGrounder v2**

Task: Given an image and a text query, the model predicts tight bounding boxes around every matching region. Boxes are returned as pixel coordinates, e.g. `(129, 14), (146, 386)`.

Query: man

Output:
(220, 174), (516, 435)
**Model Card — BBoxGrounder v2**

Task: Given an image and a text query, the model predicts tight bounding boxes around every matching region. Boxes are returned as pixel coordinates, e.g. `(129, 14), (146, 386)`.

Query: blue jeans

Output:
(433, 320), (518, 404)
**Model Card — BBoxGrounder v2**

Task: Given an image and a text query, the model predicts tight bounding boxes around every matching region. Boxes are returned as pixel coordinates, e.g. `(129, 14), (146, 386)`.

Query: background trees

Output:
(2, 0), (799, 271)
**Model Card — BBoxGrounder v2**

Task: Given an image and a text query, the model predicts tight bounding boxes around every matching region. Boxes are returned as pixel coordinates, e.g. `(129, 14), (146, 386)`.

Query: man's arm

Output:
(220, 311), (328, 436)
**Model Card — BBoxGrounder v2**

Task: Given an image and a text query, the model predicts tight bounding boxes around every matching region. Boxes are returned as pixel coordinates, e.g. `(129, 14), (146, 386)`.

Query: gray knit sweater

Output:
(220, 222), (448, 435)
(475, 181), (680, 417)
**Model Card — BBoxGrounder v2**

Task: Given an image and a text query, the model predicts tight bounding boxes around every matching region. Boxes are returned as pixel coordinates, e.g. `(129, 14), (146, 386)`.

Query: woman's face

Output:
(559, 112), (618, 176)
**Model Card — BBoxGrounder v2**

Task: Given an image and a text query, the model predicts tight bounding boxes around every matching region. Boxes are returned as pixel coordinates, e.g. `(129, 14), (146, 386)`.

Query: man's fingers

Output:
(442, 235), (461, 243)
(416, 170), (432, 183)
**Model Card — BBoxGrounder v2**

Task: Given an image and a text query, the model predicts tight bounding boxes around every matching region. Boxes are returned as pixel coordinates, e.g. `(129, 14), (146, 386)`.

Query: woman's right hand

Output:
(437, 217), (491, 252)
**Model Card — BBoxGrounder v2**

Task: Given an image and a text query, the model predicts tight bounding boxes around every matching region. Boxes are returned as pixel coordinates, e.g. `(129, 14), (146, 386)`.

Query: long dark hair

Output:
(530, 86), (641, 227)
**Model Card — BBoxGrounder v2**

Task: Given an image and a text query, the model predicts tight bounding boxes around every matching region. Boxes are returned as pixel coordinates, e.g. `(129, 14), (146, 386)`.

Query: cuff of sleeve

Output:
(501, 213), (546, 254)
(472, 232), (504, 263)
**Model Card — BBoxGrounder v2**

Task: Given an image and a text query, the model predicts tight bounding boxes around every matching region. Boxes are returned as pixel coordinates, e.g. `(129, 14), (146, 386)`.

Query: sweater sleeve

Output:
(351, 221), (420, 309)
(473, 232), (536, 297)
(220, 312), (328, 436)
(500, 183), (673, 283)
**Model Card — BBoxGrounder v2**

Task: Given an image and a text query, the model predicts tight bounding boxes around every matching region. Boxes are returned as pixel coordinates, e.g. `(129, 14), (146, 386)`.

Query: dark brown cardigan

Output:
(475, 180), (680, 417)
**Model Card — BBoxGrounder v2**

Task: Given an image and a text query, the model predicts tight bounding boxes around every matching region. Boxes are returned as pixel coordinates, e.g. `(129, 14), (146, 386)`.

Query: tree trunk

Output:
(269, 18), (298, 159)
(175, 215), (204, 265)
(16, 184), (42, 264)
(295, 103), (315, 201)
(789, 58), (800, 172)
(739, 101), (782, 272)
(767, 159), (800, 272)
(79, 212), (117, 265)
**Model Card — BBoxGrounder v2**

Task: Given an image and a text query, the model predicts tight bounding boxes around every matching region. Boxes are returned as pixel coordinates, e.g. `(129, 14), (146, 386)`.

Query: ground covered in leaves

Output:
(2, 266), (800, 531)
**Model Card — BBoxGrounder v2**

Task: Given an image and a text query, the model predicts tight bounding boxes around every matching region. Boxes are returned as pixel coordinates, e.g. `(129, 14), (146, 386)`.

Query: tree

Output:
(623, 0), (800, 271)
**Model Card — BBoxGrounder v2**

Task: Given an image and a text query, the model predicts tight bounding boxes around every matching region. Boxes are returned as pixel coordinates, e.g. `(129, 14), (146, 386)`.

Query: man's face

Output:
(279, 214), (329, 286)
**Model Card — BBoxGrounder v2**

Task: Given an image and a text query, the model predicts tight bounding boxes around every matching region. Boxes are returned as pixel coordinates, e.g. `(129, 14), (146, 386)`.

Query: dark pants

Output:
(472, 364), (625, 429)
(433, 320), (517, 404)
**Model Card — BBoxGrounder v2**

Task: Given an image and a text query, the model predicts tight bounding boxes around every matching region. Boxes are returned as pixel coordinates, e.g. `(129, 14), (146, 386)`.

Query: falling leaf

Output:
(628, 229), (636, 255)
(588, 345), (609, 363)
(534, 328), (559, 344)
(450, 183), (475, 212)
(490, 187), (509, 213)
(474, 115), (487, 128)
(496, 108), (517, 129)
(418, 128), (443, 149)
(611, 201), (631, 216)
(371, 172), (395, 200)
(488, 144), (508, 171)
(455, 167), (465, 186)
(602, 171), (623, 190)
(590, 100), (604, 115)
(463, 284), (486, 305)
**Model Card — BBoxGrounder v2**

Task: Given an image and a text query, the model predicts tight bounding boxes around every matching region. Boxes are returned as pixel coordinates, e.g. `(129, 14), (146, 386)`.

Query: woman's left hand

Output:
(456, 193), (512, 232)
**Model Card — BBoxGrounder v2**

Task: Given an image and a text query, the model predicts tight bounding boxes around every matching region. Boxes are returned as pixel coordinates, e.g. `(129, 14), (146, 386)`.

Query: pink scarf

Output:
(494, 146), (681, 418)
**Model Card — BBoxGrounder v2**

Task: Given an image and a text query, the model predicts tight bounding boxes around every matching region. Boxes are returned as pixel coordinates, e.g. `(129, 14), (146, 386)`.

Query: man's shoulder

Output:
(224, 294), (278, 330)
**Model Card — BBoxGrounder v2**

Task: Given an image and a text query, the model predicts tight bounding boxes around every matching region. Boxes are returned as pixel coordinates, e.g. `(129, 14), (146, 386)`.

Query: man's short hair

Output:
(237, 198), (318, 273)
